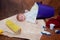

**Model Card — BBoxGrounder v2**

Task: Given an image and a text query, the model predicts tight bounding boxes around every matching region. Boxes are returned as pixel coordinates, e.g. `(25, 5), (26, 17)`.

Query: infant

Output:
(17, 13), (38, 24)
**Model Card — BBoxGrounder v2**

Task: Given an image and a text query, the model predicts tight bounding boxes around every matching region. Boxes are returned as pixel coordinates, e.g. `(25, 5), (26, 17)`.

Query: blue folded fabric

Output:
(36, 2), (54, 19)
(55, 30), (60, 34)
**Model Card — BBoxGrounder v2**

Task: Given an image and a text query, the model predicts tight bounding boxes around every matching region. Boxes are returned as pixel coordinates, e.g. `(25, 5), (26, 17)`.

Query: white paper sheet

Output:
(24, 3), (38, 23)
(0, 14), (46, 40)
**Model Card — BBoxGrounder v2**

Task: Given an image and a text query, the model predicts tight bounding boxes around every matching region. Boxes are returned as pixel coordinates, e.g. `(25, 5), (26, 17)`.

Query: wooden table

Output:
(0, 35), (29, 40)
(40, 28), (60, 40)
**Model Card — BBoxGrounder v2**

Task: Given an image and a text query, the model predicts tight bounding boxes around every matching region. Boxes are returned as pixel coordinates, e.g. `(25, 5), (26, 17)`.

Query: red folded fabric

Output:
(46, 18), (60, 28)
(56, 16), (60, 23)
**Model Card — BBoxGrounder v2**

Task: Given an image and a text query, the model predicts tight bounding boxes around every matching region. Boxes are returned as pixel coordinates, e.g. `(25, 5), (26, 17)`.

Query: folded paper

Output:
(24, 3), (38, 23)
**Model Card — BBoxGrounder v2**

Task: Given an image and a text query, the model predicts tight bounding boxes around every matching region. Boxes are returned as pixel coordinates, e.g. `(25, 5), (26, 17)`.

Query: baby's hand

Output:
(17, 13), (25, 22)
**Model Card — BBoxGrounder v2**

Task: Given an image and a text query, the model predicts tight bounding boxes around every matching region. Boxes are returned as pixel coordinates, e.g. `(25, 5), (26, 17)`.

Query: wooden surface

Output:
(40, 28), (60, 40)
(0, 35), (29, 40)
(0, 0), (60, 40)
(0, 0), (60, 20)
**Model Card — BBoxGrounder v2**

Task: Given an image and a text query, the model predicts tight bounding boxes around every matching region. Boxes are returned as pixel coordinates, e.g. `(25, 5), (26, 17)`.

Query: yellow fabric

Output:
(6, 20), (21, 33)
(0, 29), (3, 35)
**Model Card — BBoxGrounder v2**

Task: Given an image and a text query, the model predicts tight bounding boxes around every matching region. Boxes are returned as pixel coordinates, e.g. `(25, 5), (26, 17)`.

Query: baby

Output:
(17, 13), (38, 24)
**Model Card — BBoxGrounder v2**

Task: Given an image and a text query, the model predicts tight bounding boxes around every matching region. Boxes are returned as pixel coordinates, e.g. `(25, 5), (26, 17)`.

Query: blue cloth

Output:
(55, 30), (60, 34)
(36, 2), (54, 19)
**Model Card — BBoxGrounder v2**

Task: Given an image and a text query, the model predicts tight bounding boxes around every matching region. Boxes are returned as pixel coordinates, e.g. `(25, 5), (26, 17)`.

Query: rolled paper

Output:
(41, 31), (51, 36)
(50, 24), (55, 30)
(6, 20), (21, 34)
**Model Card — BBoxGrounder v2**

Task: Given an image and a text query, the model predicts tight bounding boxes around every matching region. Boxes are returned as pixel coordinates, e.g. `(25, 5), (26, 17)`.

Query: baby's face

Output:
(17, 13), (25, 21)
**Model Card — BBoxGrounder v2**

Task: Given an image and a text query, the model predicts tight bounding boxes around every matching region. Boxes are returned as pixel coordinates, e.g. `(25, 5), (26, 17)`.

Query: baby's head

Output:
(17, 13), (25, 22)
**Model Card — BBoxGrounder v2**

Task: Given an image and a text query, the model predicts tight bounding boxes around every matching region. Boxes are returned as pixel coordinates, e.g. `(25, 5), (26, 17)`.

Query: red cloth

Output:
(46, 18), (60, 28)
(57, 16), (60, 23)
